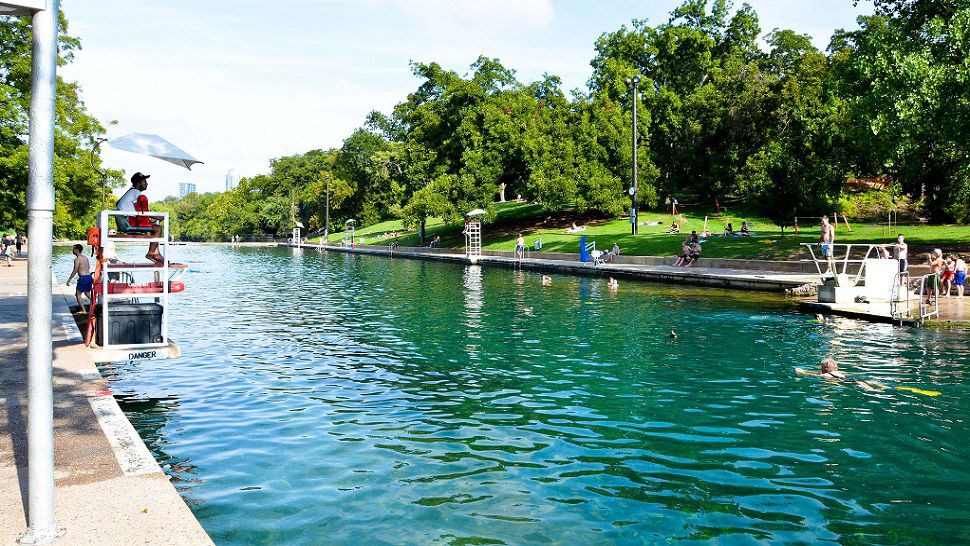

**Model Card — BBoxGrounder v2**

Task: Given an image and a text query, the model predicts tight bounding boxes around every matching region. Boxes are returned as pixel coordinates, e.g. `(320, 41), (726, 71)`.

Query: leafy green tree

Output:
(833, 2), (969, 220)
(0, 13), (123, 237)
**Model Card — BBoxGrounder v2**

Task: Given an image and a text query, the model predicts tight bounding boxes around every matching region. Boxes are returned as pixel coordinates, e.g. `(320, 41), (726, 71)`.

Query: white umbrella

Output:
(467, 208), (487, 217)
(108, 133), (203, 170)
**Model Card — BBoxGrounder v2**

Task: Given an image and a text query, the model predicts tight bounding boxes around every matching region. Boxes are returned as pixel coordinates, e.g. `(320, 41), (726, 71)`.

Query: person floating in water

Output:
(795, 358), (888, 391)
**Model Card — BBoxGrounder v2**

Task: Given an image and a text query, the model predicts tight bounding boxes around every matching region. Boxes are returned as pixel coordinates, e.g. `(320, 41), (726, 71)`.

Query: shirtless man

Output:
(953, 255), (967, 298)
(894, 234), (908, 273)
(66, 243), (93, 314)
(819, 215), (836, 275)
(927, 249), (944, 303)
(515, 233), (525, 260)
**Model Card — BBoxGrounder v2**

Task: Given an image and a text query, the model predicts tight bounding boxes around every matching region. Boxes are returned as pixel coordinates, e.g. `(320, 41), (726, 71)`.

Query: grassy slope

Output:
(317, 202), (970, 260)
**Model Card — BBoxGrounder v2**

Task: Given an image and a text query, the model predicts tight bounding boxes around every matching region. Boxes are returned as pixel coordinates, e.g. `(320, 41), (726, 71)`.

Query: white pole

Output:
(22, 1), (65, 543)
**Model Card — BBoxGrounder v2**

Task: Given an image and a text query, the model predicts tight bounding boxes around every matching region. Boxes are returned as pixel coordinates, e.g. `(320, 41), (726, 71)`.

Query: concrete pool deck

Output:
(0, 258), (212, 545)
(294, 243), (820, 292)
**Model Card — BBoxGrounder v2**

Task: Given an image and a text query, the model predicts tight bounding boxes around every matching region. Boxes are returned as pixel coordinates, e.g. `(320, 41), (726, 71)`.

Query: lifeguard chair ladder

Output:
(465, 209), (485, 262)
(87, 210), (183, 363)
(344, 219), (356, 248)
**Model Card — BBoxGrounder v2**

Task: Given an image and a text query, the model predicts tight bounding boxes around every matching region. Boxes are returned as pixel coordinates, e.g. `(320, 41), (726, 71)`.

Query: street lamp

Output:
(624, 75), (641, 235)
(5, 0), (67, 542)
(323, 175), (330, 245)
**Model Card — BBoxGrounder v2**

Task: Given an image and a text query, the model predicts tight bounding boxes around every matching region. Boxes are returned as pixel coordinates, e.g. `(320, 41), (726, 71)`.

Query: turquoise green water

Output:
(57, 246), (970, 545)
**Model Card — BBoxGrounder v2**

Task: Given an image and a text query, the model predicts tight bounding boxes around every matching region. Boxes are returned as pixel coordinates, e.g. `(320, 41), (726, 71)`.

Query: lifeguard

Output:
(117, 172), (164, 263)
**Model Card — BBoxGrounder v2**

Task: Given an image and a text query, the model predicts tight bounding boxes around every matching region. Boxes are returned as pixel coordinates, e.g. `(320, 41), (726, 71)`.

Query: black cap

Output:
(131, 172), (150, 183)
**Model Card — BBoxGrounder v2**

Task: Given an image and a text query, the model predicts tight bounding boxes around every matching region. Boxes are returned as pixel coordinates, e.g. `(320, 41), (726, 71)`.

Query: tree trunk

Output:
(419, 218), (426, 246)
(498, 183), (507, 202)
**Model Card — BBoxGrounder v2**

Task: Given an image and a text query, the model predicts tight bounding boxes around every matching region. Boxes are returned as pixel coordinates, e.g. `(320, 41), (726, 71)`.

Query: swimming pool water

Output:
(57, 246), (970, 544)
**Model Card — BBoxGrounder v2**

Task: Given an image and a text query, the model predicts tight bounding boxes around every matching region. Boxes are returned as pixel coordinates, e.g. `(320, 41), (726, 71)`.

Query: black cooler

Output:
(95, 303), (164, 346)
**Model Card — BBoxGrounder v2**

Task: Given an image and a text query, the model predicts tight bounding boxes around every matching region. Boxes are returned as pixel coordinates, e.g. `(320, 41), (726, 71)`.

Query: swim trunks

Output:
(898, 259), (908, 273)
(942, 270), (955, 283)
(954, 270), (965, 286)
(76, 274), (93, 293)
(820, 243), (832, 257)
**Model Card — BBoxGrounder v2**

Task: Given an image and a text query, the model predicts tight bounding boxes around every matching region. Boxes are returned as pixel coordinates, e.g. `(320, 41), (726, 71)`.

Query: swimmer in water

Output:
(608, 277), (618, 290)
(542, 275), (552, 286)
(795, 358), (888, 391)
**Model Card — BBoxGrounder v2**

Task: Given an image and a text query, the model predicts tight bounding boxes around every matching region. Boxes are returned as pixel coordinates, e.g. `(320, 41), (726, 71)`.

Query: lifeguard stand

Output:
(344, 219), (356, 248)
(87, 210), (185, 362)
(464, 209), (485, 263)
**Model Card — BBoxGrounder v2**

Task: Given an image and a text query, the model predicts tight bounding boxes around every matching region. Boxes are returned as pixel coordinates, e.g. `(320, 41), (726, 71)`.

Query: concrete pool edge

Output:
(0, 260), (213, 545)
(291, 243), (818, 293)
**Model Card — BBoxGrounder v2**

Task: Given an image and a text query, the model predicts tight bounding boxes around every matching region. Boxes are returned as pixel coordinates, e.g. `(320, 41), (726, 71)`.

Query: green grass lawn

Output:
(316, 202), (970, 260)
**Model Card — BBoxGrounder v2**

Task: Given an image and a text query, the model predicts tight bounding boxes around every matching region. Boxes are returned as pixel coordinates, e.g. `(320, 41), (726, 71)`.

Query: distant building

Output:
(179, 182), (197, 198)
(225, 169), (239, 191)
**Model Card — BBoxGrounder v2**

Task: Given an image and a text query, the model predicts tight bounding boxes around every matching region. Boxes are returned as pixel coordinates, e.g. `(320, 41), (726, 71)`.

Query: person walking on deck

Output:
(66, 243), (93, 314)
(2, 236), (12, 266)
(818, 216), (836, 276)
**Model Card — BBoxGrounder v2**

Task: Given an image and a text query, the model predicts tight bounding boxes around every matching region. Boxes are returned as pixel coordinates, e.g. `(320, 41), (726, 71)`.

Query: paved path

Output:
(309, 244), (820, 292)
(0, 257), (211, 545)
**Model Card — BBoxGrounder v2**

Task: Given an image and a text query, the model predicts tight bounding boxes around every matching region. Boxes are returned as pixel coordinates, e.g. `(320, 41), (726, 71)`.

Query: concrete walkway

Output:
(305, 243), (820, 292)
(0, 257), (211, 544)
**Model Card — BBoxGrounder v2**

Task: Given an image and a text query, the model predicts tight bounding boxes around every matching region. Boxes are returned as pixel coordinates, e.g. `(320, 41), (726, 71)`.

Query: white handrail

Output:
(917, 273), (941, 320)
(98, 209), (171, 350)
(800, 242), (894, 282)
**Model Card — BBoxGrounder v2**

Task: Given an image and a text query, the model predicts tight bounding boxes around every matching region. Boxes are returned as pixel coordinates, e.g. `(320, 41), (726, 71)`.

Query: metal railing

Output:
(890, 271), (911, 321)
(917, 273), (941, 320)
(99, 210), (171, 350)
(800, 243), (893, 282)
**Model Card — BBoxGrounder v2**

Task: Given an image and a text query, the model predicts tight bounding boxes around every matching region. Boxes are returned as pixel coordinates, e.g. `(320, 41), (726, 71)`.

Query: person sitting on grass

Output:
(116, 172), (164, 264)
(666, 221), (680, 234)
(740, 222), (750, 236)
(689, 230), (700, 244)
(564, 222), (586, 233)
(795, 358), (888, 391)
(723, 222), (734, 236)
(428, 234), (441, 248)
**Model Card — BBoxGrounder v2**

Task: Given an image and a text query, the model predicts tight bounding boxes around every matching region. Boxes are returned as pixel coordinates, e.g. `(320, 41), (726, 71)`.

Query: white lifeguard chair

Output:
(344, 219), (356, 248)
(85, 210), (185, 363)
(465, 209), (485, 262)
(292, 221), (304, 247)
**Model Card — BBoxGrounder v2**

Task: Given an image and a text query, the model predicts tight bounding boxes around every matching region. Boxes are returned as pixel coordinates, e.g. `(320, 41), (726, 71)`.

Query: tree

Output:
(0, 12), (123, 237)
(833, 3), (969, 220)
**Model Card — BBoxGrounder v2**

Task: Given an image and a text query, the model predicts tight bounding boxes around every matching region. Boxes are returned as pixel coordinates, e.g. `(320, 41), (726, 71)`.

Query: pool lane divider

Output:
(293, 243), (816, 293)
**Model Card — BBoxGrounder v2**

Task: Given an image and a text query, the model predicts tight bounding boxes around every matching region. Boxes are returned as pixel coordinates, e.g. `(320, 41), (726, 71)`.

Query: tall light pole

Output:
(323, 175), (330, 245)
(10, 0), (66, 542)
(624, 75), (641, 235)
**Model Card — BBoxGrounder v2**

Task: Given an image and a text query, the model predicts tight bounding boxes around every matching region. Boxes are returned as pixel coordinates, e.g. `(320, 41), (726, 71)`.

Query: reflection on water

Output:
(55, 246), (970, 545)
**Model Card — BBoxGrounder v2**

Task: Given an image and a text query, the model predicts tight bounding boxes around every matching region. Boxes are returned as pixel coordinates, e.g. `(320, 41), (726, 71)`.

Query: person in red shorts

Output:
(116, 172), (164, 263)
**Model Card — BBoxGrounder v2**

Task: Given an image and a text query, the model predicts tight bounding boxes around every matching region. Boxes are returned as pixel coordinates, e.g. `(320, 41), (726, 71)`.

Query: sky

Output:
(58, 0), (873, 199)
